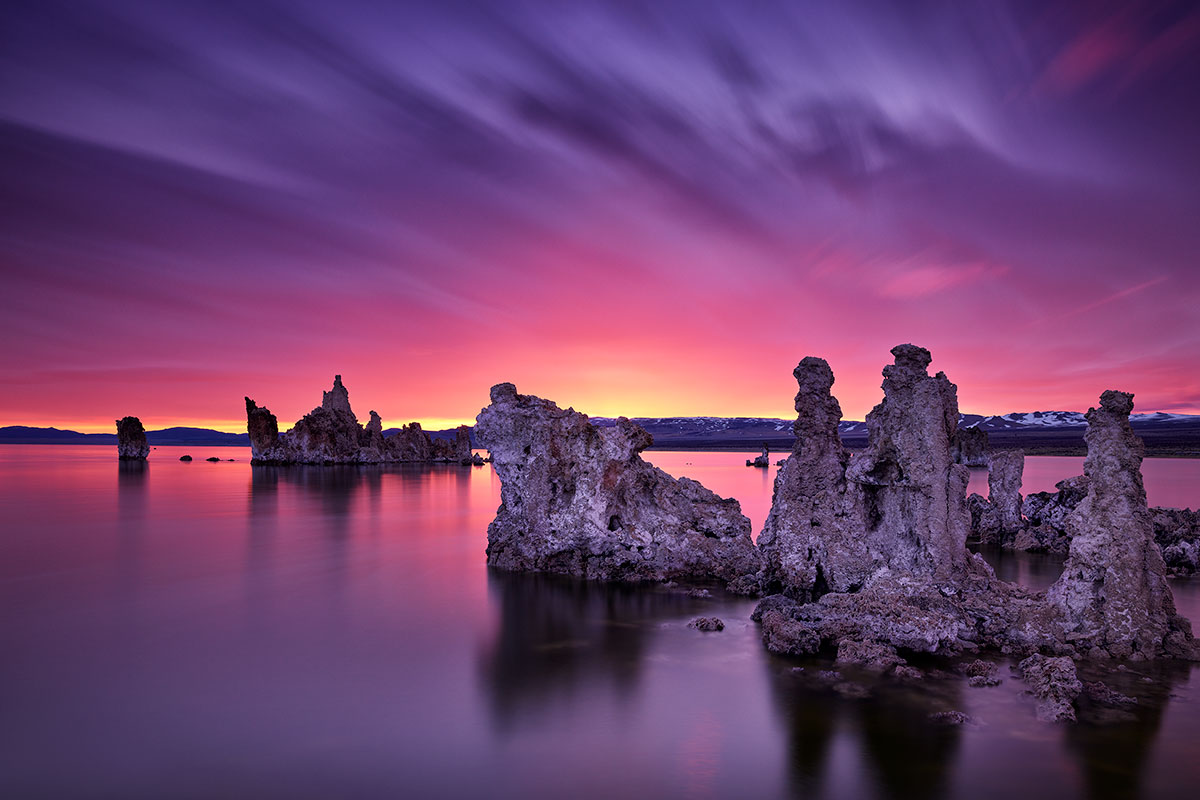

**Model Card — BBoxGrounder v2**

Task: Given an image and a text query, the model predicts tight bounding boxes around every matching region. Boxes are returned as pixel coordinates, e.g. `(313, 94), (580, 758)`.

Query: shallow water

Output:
(1, 445), (1198, 799)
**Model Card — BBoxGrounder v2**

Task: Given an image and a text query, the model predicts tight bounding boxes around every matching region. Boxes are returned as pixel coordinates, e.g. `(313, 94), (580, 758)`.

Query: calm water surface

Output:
(2, 445), (1198, 799)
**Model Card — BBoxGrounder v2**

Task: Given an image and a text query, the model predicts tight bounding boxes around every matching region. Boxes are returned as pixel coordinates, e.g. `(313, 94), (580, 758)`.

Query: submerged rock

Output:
(475, 383), (762, 587)
(1047, 391), (1194, 660)
(244, 375), (473, 466)
(115, 416), (149, 460)
(1019, 654), (1082, 722)
(688, 617), (725, 632)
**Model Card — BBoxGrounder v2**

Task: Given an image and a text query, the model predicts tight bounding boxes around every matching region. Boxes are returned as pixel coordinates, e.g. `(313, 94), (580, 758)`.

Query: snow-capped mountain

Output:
(961, 411), (1197, 430)
(584, 409), (1198, 450)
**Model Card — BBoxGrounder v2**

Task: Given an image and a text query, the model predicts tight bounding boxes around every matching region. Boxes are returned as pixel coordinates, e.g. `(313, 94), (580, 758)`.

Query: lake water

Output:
(2, 445), (1199, 799)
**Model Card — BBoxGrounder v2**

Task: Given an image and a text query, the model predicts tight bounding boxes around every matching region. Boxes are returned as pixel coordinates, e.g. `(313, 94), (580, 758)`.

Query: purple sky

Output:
(2, 0), (1198, 431)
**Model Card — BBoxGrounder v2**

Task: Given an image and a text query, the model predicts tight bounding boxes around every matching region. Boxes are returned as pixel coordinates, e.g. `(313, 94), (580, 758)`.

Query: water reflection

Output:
(1068, 660), (1190, 800)
(479, 570), (702, 732)
(766, 657), (964, 800)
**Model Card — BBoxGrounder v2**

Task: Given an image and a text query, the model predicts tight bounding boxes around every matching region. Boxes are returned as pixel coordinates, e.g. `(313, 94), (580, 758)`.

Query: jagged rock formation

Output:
(973, 473), (1200, 572)
(754, 350), (1195, 679)
(972, 450), (1023, 544)
(475, 383), (761, 588)
(1046, 391), (1193, 660)
(757, 357), (851, 598)
(115, 416), (149, 460)
(951, 426), (990, 467)
(1156, 508), (1200, 575)
(1012, 476), (1090, 553)
(759, 345), (974, 599)
(245, 375), (475, 465)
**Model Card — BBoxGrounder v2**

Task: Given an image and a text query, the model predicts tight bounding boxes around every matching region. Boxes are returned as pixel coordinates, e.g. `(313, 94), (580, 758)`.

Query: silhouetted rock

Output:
(244, 376), (472, 466)
(475, 382), (762, 587)
(1048, 391), (1195, 660)
(747, 443), (770, 468)
(179, 455), (192, 462)
(115, 416), (149, 460)
(205, 456), (220, 462)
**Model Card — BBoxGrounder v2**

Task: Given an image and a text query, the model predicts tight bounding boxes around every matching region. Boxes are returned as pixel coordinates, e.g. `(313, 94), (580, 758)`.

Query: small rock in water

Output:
(205, 457), (221, 462)
(964, 659), (1001, 687)
(893, 666), (923, 682)
(928, 711), (973, 726)
(688, 617), (725, 632)
(1083, 681), (1138, 708)
(687, 588), (712, 599)
(179, 455), (192, 461)
(1019, 654), (1082, 722)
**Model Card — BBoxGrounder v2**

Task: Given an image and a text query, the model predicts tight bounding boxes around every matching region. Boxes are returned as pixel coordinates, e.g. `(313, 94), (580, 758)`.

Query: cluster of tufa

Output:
(475, 344), (1196, 723)
(245, 375), (474, 465)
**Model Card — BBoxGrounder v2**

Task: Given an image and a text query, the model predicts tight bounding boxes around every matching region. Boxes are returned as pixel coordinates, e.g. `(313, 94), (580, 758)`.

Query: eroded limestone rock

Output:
(115, 416), (149, 460)
(951, 426), (990, 467)
(475, 383), (761, 587)
(1047, 391), (1193, 660)
(974, 450), (1024, 545)
(757, 357), (851, 597)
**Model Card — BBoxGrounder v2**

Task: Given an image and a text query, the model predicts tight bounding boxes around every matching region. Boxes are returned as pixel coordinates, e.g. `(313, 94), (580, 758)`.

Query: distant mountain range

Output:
(0, 426), (464, 446)
(4, 410), (1199, 455)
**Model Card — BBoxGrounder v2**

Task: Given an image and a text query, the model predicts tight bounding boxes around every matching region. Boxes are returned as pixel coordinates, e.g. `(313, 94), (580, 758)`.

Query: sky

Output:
(2, 0), (1199, 432)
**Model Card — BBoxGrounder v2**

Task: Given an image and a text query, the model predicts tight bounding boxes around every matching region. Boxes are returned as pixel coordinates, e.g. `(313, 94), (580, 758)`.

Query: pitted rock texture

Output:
(1047, 391), (1194, 660)
(951, 426), (991, 467)
(971, 473), (1197, 570)
(245, 376), (473, 465)
(475, 383), (761, 587)
(115, 416), (149, 460)
(974, 450), (1024, 545)
(1019, 654), (1082, 722)
(757, 357), (851, 598)
(1010, 476), (1089, 553)
(1156, 508), (1200, 576)
(759, 346), (972, 599)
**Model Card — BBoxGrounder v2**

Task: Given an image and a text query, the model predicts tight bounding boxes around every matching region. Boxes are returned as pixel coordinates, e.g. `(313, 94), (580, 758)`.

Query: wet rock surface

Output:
(1019, 654), (1082, 722)
(245, 375), (475, 465)
(688, 617), (725, 632)
(115, 416), (149, 460)
(475, 383), (761, 587)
